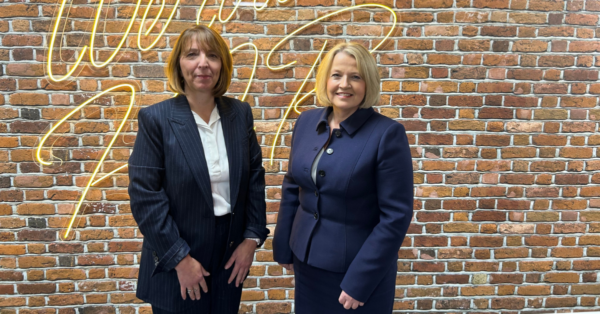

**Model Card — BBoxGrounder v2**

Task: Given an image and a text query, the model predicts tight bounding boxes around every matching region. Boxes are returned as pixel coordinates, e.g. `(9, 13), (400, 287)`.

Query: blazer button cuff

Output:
(230, 241), (234, 247)
(152, 251), (159, 265)
(313, 213), (318, 220)
(314, 191), (318, 197)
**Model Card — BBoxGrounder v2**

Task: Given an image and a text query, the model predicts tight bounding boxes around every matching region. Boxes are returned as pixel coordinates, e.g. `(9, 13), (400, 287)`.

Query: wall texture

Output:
(1, 0), (600, 313)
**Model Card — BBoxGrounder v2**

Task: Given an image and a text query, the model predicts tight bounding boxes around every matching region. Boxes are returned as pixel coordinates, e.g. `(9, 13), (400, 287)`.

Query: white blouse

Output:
(191, 106), (231, 216)
(311, 147), (325, 184)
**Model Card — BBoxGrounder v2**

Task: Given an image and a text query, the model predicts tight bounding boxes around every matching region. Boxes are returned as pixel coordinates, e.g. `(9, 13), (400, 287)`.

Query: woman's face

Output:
(179, 40), (222, 95)
(326, 52), (366, 113)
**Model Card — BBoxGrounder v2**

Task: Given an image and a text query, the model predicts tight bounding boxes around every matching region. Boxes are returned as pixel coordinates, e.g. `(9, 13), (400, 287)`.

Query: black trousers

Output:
(151, 215), (243, 314)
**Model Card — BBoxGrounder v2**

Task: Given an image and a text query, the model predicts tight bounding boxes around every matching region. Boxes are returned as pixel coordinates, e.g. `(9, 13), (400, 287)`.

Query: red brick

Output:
(17, 283), (55, 294)
(529, 0), (566, 11)
(413, 262), (445, 272)
(414, 0), (453, 7)
(513, 40), (548, 52)
(458, 40), (490, 51)
(481, 26), (517, 37)
(565, 69), (599, 81)
(474, 0), (509, 8)
(566, 13), (599, 25)
(491, 298), (525, 309)
(0, 4), (38, 17)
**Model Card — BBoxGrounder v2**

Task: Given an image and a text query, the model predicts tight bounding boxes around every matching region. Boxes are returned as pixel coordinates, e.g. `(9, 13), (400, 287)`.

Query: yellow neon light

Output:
(144, 1), (165, 36)
(269, 42), (328, 164)
(36, 84), (136, 240)
(266, 4), (397, 71)
(44, 1), (398, 238)
(267, 4), (397, 162)
(196, 0), (210, 25)
(218, 0), (243, 23)
(230, 43), (259, 102)
(137, 0), (181, 51)
(91, 164), (129, 186)
(253, 0), (270, 11)
(47, 0), (88, 82)
(208, 15), (217, 27)
(292, 92), (314, 114)
(89, 0), (141, 67)
(195, 0), (217, 27)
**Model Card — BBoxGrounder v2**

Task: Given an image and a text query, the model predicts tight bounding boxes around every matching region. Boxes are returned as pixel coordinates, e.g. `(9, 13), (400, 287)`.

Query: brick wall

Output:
(1, 0), (600, 312)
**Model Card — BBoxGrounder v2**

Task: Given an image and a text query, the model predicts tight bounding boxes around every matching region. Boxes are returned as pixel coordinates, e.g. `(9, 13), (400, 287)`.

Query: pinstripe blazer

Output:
(128, 95), (268, 311)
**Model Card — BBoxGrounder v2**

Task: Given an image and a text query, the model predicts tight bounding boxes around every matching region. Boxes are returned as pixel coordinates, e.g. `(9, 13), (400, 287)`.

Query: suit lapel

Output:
(217, 97), (242, 212)
(168, 95), (214, 211)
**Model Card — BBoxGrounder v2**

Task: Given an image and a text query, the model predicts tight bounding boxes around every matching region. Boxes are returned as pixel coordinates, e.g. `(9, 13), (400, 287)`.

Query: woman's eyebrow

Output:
(330, 69), (360, 75)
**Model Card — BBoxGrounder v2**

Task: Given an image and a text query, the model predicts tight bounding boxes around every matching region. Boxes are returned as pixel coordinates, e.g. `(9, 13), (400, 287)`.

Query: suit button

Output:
(326, 148), (334, 155)
(314, 191), (319, 197)
(230, 241), (234, 247)
(313, 213), (318, 220)
(319, 170), (325, 177)
(335, 130), (342, 138)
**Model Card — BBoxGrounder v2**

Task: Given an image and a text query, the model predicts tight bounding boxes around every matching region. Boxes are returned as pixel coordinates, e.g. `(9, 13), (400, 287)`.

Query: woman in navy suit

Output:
(128, 25), (268, 313)
(273, 42), (414, 312)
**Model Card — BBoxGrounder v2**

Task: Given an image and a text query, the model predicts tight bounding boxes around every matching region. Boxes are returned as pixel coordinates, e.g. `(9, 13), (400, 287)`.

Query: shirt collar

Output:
(315, 106), (375, 135)
(192, 104), (221, 128)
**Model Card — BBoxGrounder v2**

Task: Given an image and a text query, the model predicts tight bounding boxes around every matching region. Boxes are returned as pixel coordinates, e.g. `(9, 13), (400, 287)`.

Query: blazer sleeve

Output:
(241, 102), (270, 245)
(128, 107), (190, 276)
(340, 122), (414, 302)
(272, 113), (303, 264)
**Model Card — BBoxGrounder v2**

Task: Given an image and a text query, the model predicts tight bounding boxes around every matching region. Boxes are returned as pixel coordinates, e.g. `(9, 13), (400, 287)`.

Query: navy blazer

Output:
(128, 95), (269, 311)
(273, 106), (413, 303)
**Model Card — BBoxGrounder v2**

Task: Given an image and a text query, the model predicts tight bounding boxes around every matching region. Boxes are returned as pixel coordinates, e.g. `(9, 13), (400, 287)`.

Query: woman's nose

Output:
(197, 53), (209, 68)
(340, 76), (350, 88)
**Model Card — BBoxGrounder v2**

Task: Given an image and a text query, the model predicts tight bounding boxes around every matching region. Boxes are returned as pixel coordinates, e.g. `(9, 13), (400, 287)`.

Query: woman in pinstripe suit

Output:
(128, 25), (269, 314)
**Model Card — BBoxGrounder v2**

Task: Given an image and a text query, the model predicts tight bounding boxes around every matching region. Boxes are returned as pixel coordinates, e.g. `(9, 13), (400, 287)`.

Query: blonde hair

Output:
(315, 42), (380, 109)
(166, 25), (233, 97)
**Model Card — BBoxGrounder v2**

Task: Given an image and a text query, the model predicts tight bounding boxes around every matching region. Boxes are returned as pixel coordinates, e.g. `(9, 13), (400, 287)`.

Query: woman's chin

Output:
(332, 102), (360, 111)
(187, 85), (214, 94)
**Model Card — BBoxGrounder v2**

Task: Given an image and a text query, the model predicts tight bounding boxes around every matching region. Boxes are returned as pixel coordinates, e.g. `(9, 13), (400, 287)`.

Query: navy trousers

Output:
(151, 215), (242, 314)
(293, 254), (396, 314)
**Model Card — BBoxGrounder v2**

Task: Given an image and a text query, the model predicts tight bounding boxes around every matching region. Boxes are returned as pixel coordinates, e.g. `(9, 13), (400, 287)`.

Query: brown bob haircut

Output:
(166, 25), (233, 97)
(315, 42), (380, 109)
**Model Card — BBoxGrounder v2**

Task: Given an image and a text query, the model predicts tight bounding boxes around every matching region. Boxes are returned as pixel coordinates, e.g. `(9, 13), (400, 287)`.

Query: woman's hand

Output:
(175, 254), (210, 300)
(339, 290), (364, 310)
(278, 263), (293, 272)
(224, 239), (257, 287)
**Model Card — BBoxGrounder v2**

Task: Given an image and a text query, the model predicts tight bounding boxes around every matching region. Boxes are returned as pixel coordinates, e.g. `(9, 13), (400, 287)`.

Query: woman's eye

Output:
(353, 75), (361, 80)
(331, 73), (340, 77)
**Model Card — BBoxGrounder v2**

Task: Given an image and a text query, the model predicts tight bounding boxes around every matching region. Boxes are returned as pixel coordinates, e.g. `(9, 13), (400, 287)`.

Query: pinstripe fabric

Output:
(128, 95), (268, 312)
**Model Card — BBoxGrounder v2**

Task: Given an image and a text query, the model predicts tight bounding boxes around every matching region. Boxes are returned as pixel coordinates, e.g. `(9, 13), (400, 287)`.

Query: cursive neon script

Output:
(40, 0), (397, 239)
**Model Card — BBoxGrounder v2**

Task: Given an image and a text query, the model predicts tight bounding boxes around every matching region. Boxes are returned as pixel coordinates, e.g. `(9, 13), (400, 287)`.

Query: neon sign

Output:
(37, 0), (397, 240)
